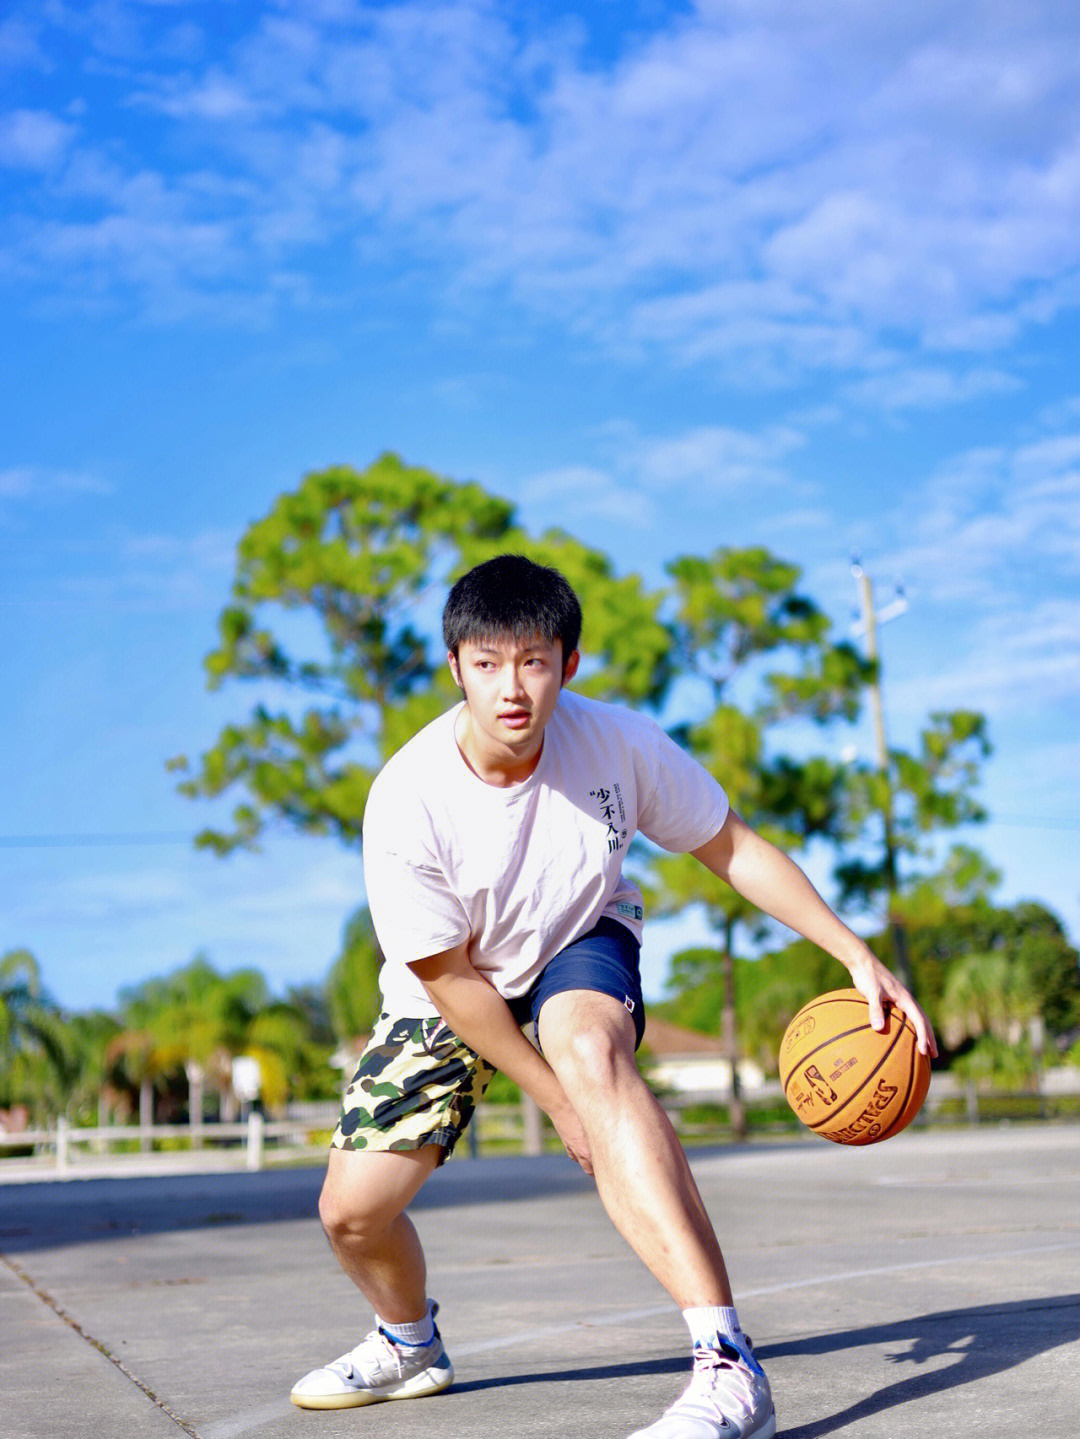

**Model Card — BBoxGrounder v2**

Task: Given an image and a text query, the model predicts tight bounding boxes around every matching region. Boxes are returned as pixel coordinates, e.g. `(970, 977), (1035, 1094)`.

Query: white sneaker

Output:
(290, 1310), (453, 1410)
(627, 1337), (776, 1439)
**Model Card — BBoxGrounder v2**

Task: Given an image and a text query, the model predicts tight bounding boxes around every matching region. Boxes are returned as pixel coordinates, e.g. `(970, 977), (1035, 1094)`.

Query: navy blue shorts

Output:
(512, 916), (645, 1050)
(330, 917), (646, 1163)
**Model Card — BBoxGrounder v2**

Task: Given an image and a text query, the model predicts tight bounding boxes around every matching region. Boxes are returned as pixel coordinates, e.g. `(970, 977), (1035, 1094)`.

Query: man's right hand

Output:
(410, 943), (596, 1175)
(547, 1095), (593, 1175)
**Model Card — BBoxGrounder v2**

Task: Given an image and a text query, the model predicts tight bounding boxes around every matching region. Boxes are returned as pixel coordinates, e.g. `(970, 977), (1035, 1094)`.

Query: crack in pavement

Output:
(0, 1251), (200, 1437)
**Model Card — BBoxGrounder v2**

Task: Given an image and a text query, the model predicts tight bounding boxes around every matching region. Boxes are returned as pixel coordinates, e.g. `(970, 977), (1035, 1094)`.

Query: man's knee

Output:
(543, 1002), (638, 1097)
(318, 1145), (438, 1248)
(319, 1165), (384, 1247)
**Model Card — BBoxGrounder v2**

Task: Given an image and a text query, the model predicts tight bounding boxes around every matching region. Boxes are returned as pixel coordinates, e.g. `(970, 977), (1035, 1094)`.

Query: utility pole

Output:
(851, 560), (913, 990)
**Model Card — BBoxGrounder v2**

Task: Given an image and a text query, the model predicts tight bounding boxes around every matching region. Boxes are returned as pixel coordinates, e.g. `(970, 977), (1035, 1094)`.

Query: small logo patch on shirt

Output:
(616, 901), (644, 922)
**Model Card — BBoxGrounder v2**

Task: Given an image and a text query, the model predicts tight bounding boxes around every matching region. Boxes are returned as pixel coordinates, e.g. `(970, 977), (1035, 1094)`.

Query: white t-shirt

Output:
(363, 689), (729, 1018)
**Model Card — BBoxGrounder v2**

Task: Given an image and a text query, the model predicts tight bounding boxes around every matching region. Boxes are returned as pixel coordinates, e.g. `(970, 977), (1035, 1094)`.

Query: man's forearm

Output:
(693, 810), (938, 1054)
(414, 963), (569, 1116)
(696, 819), (865, 967)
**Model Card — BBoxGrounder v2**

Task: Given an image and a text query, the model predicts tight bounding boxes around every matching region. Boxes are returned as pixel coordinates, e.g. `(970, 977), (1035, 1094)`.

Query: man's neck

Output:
(454, 708), (545, 788)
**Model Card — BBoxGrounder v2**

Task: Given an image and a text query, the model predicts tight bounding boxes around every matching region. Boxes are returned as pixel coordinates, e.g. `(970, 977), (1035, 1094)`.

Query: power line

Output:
(0, 828), (338, 849)
(0, 832), (197, 848)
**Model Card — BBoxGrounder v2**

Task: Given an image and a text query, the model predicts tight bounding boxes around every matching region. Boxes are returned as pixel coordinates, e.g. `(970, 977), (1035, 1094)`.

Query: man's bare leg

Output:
(537, 990), (733, 1308)
(318, 1144), (443, 1322)
(538, 993), (775, 1439)
(291, 1143), (452, 1409)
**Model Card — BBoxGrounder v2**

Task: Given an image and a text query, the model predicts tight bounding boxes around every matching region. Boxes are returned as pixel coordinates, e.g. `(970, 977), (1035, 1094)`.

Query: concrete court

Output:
(1, 1123), (1078, 1439)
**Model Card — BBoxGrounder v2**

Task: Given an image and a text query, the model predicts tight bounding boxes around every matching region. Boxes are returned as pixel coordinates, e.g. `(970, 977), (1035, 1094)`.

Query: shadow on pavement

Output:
(448, 1354), (691, 1395)
(757, 1294), (1079, 1438)
(0, 1151), (600, 1254)
(443, 1294), (1078, 1430)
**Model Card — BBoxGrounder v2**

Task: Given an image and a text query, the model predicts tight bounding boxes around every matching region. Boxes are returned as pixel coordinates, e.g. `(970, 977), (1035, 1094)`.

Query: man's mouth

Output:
(499, 709), (531, 727)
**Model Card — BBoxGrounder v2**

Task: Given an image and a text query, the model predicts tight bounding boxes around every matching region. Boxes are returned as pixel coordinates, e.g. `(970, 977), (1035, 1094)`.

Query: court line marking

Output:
(200, 1236), (1080, 1439)
(201, 1402), (291, 1439)
(452, 1237), (1080, 1356)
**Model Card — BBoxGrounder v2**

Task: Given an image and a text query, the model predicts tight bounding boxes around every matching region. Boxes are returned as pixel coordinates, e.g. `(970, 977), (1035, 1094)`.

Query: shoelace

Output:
(667, 1345), (758, 1424)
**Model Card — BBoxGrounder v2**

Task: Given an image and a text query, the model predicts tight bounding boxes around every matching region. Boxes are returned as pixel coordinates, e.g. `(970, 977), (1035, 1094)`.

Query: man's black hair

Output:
(443, 554), (582, 669)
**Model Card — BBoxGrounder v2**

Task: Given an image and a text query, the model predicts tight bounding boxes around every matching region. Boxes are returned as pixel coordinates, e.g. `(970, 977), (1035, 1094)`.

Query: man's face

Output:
(448, 633), (579, 770)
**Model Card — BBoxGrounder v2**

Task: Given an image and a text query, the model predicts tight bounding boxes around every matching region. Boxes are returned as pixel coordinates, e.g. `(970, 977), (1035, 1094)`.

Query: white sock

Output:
(377, 1300), (435, 1347)
(683, 1304), (743, 1349)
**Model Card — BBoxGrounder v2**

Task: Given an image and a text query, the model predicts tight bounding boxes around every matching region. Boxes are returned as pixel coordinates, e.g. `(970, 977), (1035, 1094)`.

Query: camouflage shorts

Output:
(331, 1013), (495, 1164)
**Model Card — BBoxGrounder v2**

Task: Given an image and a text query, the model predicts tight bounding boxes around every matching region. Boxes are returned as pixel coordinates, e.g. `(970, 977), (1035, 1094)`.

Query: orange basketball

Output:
(780, 988), (930, 1145)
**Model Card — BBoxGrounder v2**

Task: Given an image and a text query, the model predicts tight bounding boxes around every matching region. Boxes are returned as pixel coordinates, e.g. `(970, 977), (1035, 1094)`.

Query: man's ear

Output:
(447, 650), (463, 689)
(562, 649), (580, 683)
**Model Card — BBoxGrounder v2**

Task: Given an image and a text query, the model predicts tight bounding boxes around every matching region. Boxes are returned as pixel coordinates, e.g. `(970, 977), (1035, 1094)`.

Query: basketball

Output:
(780, 988), (930, 1145)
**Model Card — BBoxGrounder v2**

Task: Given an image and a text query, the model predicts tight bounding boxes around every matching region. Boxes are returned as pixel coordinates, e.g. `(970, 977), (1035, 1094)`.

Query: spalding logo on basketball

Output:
(780, 988), (930, 1145)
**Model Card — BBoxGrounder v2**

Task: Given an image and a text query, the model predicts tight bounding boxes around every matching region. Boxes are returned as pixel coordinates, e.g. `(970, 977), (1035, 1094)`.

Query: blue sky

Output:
(2, 0), (1077, 1014)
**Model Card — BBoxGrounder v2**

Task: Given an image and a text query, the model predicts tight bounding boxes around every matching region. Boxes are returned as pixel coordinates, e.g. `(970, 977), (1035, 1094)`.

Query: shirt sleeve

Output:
(634, 719), (730, 853)
(362, 770), (471, 968)
(363, 847), (471, 967)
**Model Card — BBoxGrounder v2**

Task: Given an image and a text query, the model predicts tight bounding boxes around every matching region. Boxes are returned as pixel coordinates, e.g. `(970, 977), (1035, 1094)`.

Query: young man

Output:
(291, 554), (937, 1438)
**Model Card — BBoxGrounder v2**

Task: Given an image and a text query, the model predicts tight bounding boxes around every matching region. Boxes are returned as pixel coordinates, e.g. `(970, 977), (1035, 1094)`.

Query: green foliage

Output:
(659, 897), (1079, 1074)
(666, 548), (826, 681)
(7, 459), (1053, 1123)
(764, 642), (873, 726)
(62, 1009), (122, 1124)
(0, 949), (73, 1121)
(912, 898), (1080, 1047)
(660, 546), (866, 841)
(657, 939), (850, 1075)
(479, 526), (674, 705)
(647, 548), (866, 1073)
(119, 955), (268, 1058)
(171, 454), (674, 853)
(643, 545), (872, 1136)
(109, 954), (337, 1117)
(482, 1069), (524, 1104)
(325, 907), (384, 1042)
(939, 951), (1039, 1049)
(951, 1035), (1041, 1091)
(894, 844), (1002, 927)
(835, 711), (992, 912)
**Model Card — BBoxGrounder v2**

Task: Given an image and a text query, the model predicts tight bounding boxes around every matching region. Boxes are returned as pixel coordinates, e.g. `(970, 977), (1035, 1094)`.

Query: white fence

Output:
(0, 1111), (299, 1176)
(3, 1071), (1078, 1178)
(0, 1102), (536, 1177)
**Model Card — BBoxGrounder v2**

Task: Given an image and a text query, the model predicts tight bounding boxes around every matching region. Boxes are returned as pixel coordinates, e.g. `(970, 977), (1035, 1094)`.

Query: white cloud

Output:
(522, 465), (656, 528)
(518, 419), (812, 543)
(53, 525), (238, 613)
(0, 465), (110, 501)
(888, 596), (1080, 716)
(7, 842), (365, 1007)
(3, 0), (1076, 386)
(0, 14), (50, 74)
(40, 866), (191, 925)
(0, 108), (76, 169)
(840, 412), (1080, 731)
(631, 424), (805, 489)
(844, 365), (1024, 412)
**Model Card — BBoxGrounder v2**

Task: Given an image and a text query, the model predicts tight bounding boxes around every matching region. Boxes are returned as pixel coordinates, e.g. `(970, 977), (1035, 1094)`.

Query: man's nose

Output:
(501, 664), (527, 697)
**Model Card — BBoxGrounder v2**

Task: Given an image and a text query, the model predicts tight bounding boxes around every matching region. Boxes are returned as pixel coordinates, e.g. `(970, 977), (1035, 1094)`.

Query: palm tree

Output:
(104, 1028), (168, 1145)
(64, 1009), (121, 1127)
(0, 949), (70, 1124)
(119, 956), (270, 1127)
(939, 951), (1040, 1051)
(940, 949), (1042, 1121)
